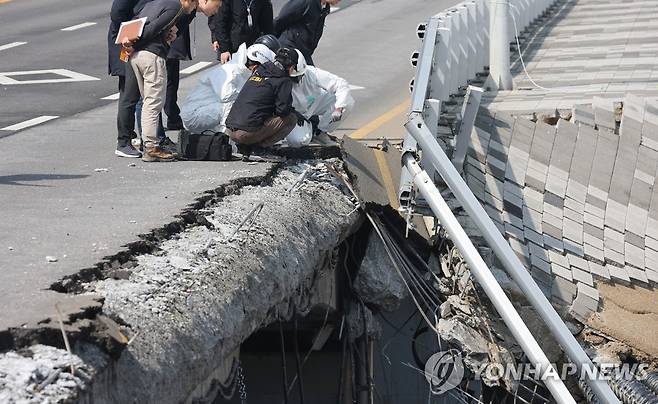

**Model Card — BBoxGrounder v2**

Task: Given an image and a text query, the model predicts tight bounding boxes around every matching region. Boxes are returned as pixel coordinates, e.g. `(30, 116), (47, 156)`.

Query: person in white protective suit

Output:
(286, 49), (355, 147)
(179, 42), (277, 133)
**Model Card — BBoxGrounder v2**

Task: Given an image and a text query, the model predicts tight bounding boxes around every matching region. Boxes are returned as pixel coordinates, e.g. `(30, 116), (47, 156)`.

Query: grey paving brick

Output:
(484, 174), (505, 201)
(625, 242), (645, 268)
(626, 265), (649, 283)
(565, 195), (586, 215)
(564, 206), (584, 224)
(634, 144), (658, 181)
(564, 240), (585, 257)
(563, 217), (584, 244)
(626, 203), (650, 238)
(584, 242), (605, 262)
(646, 269), (658, 284)
(605, 199), (628, 233)
(532, 256), (552, 274)
(646, 236), (658, 252)
(544, 233), (565, 252)
(505, 222), (525, 241)
(544, 191), (565, 209)
(543, 211), (563, 229)
(508, 237), (529, 258)
(584, 211), (605, 230)
(588, 261), (610, 280)
(608, 264), (631, 282)
(578, 282), (600, 301)
(625, 231), (645, 249)
(504, 180), (523, 199)
(573, 103), (596, 127)
(485, 191), (504, 211)
(543, 221), (564, 240)
(572, 267), (594, 286)
(604, 227), (625, 253)
(552, 119), (579, 172)
(503, 209), (524, 229)
(551, 261), (573, 281)
(648, 218), (658, 241)
(605, 247), (626, 266)
(568, 253), (589, 271)
(566, 180), (588, 205)
(645, 247), (658, 269)
(593, 96), (617, 130)
(583, 230), (604, 250)
(552, 275), (577, 304)
(568, 124), (598, 186)
(589, 130), (619, 192)
(528, 240), (549, 261)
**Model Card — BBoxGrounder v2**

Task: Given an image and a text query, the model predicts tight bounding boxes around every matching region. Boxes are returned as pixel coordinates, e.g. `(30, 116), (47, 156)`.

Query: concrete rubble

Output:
(0, 160), (362, 403)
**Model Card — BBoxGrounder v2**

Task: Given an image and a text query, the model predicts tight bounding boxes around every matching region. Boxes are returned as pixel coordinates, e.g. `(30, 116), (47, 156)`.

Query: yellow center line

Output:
(349, 99), (410, 140)
(373, 149), (400, 210)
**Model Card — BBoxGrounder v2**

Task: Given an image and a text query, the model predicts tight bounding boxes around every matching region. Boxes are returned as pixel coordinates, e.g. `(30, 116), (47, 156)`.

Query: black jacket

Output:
(107, 0), (192, 75)
(134, 0), (187, 59)
(274, 0), (330, 66)
(107, 0), (141, 76)
(168, 11), (195, 60)
(208, 0), (274, 53)
(225, 62), (294, 132)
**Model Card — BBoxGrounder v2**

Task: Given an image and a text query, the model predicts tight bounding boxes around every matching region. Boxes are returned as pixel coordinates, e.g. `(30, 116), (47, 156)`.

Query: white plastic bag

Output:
(285, 121), (313, 147)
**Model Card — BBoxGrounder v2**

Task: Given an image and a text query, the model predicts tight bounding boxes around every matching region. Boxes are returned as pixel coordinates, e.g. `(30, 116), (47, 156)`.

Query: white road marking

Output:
(349, 85), (365, 91)
(101, 92), (120, 100)
(1, 116), (59, 131)
(0, 42), (27, 52)
(0, 69), (100, 85)
(180, 62), (213, 75)
(61, 22), (97, 31)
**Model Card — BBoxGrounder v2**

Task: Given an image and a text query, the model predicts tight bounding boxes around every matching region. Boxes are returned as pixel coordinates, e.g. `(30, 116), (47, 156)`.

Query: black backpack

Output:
(177, 130), (233, 161)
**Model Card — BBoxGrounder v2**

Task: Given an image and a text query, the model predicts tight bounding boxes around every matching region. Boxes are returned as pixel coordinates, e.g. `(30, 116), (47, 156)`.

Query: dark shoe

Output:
(142, 146), (175, 162)
(159, 137), (178, 154)
(165, 121), (184, 131)
(115, 144), (142, 158)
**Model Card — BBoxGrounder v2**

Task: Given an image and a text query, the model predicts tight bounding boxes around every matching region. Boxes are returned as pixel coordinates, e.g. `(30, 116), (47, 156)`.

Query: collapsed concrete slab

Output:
(0, 161), (362, 403)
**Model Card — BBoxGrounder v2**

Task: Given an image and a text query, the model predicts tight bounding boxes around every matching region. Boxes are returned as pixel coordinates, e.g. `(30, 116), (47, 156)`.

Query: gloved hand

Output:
(294, 111), (307, 126)
(331, 107), (344, 122)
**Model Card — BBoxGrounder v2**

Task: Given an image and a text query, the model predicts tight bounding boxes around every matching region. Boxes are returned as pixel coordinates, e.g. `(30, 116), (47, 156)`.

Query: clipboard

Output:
(115, 17), (147, 45)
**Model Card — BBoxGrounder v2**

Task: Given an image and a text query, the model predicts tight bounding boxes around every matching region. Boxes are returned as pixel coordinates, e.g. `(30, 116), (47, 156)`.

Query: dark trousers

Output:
(229, 114), (296, 147)
(164, 59), (181, 126)
(116, 68), (140, 148)
(116, 62), (166, 147)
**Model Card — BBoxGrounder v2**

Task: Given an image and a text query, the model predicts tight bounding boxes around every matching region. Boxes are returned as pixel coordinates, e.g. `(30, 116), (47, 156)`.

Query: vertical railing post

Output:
(488, 0), (513, 90)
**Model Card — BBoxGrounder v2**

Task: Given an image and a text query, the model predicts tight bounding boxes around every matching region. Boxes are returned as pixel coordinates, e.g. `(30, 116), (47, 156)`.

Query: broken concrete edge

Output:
(0, 163), (283, 357)
(0, 160), (364, 404)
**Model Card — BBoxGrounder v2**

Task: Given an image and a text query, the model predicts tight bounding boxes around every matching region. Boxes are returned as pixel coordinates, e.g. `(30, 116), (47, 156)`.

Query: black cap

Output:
(253, 34), (280, 52)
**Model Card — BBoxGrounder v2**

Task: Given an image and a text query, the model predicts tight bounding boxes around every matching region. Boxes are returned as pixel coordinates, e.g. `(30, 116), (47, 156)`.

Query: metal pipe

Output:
(403, 153), (576, 404)
(404, 113), (621, 404)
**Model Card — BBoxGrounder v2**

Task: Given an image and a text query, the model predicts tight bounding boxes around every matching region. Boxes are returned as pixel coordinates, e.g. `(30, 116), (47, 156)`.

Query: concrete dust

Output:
(588, 282), (658, 359)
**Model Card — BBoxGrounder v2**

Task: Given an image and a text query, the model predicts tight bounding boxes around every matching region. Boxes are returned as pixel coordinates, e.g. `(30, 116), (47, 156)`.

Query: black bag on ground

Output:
(177, 129), (232, 161)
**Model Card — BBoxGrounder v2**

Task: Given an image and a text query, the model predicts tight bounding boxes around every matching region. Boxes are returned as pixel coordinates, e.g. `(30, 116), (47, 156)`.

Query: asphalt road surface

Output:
(0, 0), (361, 136)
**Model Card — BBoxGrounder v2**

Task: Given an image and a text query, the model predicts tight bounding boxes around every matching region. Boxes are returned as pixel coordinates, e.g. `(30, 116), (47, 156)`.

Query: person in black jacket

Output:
(274, 0), (340, 66)
(226, 47), (300, 148)
(163, 12), (195, 131)
(208, 0), (274, 64)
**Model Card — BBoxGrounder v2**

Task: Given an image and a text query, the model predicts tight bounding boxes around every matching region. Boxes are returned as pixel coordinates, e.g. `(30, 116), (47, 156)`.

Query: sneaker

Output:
(165, 121), (184, 131)
(115, 144), (142, 158)
(142, 146), (176, 162)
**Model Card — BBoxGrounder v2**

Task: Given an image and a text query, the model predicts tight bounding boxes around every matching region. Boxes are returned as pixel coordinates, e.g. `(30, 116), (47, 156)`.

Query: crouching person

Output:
(225, 47), (302, 152)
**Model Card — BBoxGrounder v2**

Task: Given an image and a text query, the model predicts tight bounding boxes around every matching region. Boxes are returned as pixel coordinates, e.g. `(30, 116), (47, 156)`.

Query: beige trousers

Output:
(130, 50), (167, 148)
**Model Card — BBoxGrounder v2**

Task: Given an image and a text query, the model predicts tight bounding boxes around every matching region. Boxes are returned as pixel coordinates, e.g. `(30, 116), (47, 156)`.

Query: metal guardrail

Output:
(399, 1), (622, 403)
